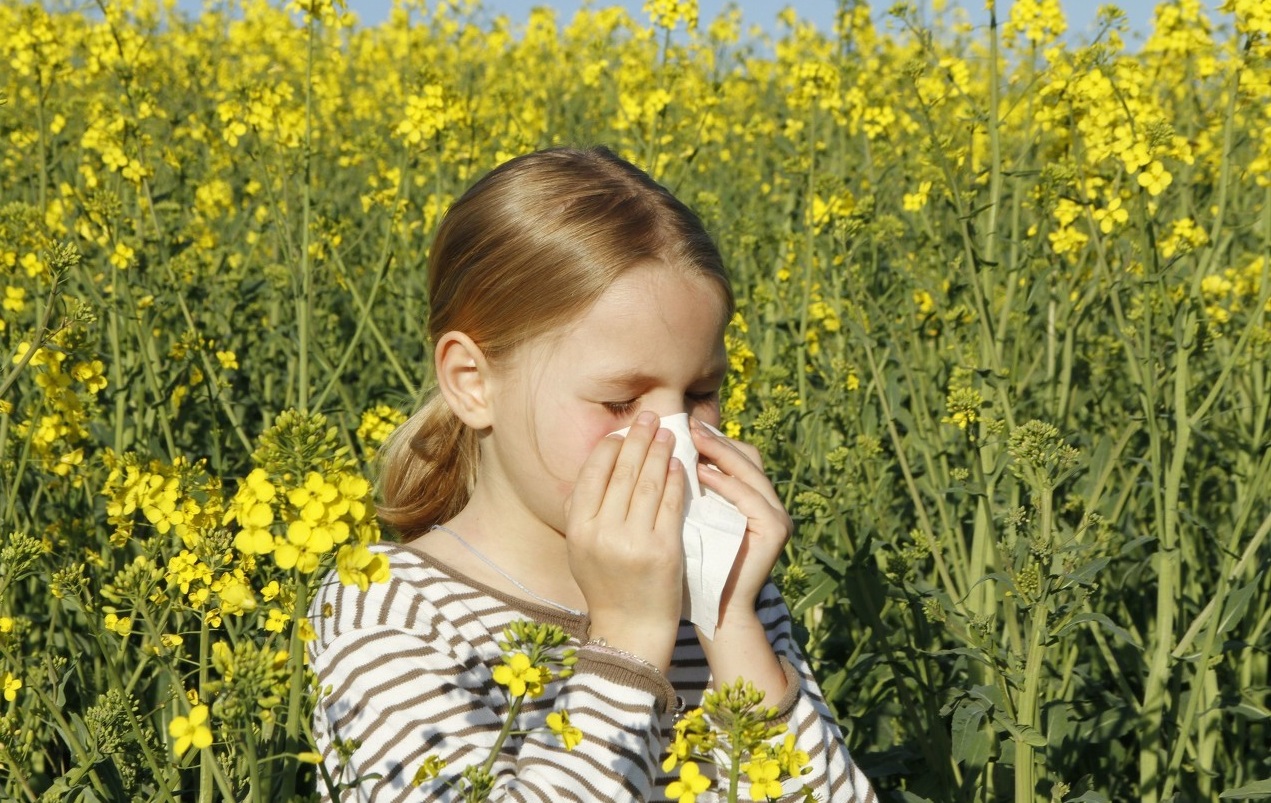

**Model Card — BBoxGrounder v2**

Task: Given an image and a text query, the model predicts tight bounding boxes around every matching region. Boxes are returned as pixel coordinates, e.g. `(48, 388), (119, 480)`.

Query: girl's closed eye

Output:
(602, 390), (718, 418)
(602, 399), (640, 416)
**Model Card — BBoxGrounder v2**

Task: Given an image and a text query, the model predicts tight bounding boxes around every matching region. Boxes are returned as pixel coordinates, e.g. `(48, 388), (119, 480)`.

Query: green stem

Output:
(280, 580), (311, 801)
(245, 719), (264, 800)
(1139, 320), (1192, 803)
(297, 13), (316, 414)
(480, 695), (525, 775)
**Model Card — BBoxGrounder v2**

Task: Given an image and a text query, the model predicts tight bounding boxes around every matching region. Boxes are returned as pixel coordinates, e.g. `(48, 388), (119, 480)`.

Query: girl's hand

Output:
(689, 417), (793, 623)
(565, 411), (686, 671)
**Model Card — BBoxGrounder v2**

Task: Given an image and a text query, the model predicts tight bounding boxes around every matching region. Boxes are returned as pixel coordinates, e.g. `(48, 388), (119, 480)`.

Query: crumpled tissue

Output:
(608, 413), (748, 639)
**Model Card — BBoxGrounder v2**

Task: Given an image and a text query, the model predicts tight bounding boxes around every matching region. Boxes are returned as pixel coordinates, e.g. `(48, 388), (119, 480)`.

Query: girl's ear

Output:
(434, 331), (494, 430)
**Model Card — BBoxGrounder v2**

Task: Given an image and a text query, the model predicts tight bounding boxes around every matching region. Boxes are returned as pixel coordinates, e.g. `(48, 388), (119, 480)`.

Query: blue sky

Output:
(461, 1), (1163, 43)
(175, 0), (1222, 45)
(349, 1), (1232, 45)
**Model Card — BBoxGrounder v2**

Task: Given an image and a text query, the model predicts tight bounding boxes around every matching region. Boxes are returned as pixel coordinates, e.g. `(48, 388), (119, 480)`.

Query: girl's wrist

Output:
(576, 638), (682, 715)
(584, 616), (676, 673)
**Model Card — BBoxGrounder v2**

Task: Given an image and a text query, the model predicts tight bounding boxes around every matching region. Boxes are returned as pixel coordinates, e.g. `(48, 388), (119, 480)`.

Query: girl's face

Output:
(480, 261), (730, 536)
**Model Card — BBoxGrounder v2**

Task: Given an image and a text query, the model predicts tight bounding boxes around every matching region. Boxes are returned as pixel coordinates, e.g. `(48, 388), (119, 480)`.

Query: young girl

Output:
(307, 147), (876, 802)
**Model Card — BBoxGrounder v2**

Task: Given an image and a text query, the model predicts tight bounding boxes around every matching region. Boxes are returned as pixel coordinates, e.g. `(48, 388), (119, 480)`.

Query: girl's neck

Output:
(420, 489), (586, 613)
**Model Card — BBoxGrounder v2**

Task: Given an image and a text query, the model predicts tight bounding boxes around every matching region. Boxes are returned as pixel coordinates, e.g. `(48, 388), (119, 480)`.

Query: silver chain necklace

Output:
(430, 524), (585, 617)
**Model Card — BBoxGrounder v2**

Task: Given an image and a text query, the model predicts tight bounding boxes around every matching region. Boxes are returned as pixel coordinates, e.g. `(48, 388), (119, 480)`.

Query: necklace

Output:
(430, 524), (585, 617)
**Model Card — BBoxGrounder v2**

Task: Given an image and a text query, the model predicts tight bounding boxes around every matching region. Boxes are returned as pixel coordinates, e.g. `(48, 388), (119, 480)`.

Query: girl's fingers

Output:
(568, 434), (625, 525)
(654, 457), (687, 534)
(690, 420), (782, 509)
(695, 460), (774, 518)
(597, 411), (660, 518)
(626, 427), (678, 528)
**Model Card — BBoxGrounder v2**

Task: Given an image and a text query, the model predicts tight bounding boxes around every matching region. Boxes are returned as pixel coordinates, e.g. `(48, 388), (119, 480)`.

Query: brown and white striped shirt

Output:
(308, 543), (876, 802)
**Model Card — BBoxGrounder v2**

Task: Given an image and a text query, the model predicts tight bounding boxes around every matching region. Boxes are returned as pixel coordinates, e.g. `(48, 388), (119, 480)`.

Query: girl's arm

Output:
(688, 417), (792, 703)
(689, 420), (877, 801)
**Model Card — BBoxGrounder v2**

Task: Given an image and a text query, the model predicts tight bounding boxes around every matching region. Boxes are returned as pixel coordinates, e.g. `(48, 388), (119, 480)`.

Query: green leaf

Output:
(789, 572), (837, 617)
(1053, 612), (1138, 647)
(992, 711), (1048, 747)
(1218, 581), (1257, 635)
(950, 699), (992, 767)
(1060, 557), (1110, 587)
(1220, 780), (1271, 799)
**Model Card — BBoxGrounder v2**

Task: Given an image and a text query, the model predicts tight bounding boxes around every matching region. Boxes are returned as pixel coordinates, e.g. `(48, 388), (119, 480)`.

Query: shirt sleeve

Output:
(753, 581), (878, 803)
(308, 571), (671, 803)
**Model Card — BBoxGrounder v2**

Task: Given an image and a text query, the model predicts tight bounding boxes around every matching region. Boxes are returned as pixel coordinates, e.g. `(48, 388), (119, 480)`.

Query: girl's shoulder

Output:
(307, 542), (587, 656)
(307, 542), (484, 652)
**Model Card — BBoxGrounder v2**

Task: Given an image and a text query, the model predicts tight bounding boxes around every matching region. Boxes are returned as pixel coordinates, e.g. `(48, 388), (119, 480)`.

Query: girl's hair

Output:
(378, 146), (734, 539)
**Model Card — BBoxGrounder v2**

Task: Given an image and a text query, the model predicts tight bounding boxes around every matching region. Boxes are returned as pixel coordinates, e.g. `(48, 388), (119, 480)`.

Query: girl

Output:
(307, 147), (876, 802)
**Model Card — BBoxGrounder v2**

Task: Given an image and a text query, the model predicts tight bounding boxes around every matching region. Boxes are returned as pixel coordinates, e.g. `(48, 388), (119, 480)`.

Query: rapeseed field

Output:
(1, 0), (1269, 799)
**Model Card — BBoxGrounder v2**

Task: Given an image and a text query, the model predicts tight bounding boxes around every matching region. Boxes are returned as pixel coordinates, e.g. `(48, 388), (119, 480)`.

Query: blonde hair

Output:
(378, 146), (733, 540)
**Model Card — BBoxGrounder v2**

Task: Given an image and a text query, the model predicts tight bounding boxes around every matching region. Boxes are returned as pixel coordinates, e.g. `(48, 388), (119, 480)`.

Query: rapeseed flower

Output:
(168, 704), (213, 756)
(742, 754), (782, 800)
(335, 544), (389, 591)
(546, 709), (583, 750)
(3, 672), (21, 702)
(492, 653), (545, 699)
(666, 760), (711, 802)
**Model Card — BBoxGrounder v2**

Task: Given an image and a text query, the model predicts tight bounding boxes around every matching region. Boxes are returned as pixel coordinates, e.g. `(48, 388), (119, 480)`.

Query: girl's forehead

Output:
(593, 264), (729, 314)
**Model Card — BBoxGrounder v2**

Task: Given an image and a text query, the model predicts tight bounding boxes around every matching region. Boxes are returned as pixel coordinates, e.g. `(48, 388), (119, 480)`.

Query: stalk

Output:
(0, 741), (38, 802)
(1138, 320), (1191, 803)
(244, 720), (264, 799)
(280, 580), (311, 801)
(1013, 485), (1052, 803)
(198, 614), (214, 802)
(297, 11), (317, 414)
(479, 695), (524, 776)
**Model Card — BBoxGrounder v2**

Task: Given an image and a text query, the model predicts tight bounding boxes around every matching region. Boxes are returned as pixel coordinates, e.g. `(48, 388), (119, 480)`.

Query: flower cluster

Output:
(662, 679), (811, 802)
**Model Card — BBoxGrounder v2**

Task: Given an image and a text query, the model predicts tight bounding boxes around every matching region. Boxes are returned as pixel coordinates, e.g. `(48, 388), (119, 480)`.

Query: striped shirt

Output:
(308, 543), (876, 802)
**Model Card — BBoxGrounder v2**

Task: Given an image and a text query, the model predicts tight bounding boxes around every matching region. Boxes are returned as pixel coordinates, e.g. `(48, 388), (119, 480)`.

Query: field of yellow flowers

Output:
(2, 0), (1270, 799)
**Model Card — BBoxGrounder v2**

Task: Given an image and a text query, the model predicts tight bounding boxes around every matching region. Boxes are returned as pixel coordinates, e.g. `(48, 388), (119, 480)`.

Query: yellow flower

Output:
(297, 617), (317, 642)
(411, 754), (448, 786)
(743, 755), (782, 800)
(104, 611), (134, 636)
(109, 241), (135, 270)
(902, 180), (933, 211)
(169, 704), (213, 756)
(776, 733), (810, 777)
(546, 709), (583, 750)
(217, 574), (257, 616)
(3, 672), (21, 702)
(1137, 160), (1173, 196)
(643, 0), (697, 30)
(2, 286), (25, 312)
(492, 652), (545, 699)
(216, 350), (239, 370)
(336, 544), (390, 591)
(0, 617), (13, 633)
(264, 608), (291, 633)
(666, 760), (711, 802)
(913, 289), (935, 316)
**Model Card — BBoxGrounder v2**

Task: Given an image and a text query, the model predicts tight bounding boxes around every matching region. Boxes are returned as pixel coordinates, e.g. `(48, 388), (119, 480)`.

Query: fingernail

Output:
(637, 410), (657, 426)
(654, 427), (672, 442)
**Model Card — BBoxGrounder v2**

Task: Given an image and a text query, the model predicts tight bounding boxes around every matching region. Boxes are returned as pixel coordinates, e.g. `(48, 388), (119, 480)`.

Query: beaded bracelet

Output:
(582, 638), (685, 715)
(582, 637), (662, 673)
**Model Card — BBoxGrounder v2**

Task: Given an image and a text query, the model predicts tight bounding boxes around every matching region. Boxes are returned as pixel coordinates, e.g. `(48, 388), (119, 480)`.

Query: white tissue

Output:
(608, 413), (748, 639)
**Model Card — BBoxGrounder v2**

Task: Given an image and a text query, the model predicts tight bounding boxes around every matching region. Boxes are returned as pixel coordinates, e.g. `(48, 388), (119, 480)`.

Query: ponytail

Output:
(376, 391), (479, 541)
